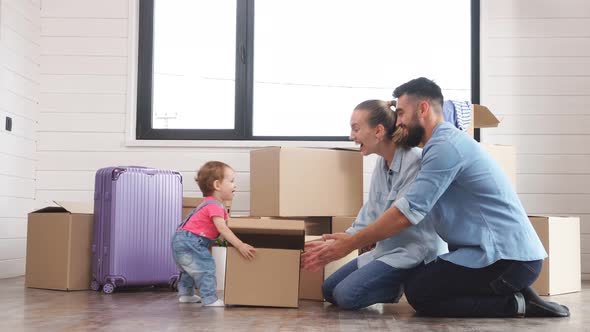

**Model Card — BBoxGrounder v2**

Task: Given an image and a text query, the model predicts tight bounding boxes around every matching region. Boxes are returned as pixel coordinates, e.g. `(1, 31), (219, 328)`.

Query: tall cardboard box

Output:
(26, 202), (94, 291)
(299, 236), (359, 301)
(224, 218), (304, 308)
(250, 147), (363, 217)
(529, 216), (581, 295)
(465, 104), (517, 189)
(480, 144), (517, 189)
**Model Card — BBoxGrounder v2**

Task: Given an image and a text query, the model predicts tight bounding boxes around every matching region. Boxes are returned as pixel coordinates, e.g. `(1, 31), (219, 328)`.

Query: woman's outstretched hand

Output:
(301, 233), (353, 272)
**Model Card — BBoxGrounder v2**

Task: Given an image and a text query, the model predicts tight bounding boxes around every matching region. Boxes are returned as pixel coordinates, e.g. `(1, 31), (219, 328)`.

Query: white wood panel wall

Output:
(36, 0), (256, 217)
(24, 0), (588, 284)
(481, 0), (590, 280)
(0, 0), (40, 279)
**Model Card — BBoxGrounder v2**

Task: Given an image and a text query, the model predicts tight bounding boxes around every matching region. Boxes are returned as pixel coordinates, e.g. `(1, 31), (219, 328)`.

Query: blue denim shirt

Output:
(394, 121), (547, 268)
(346, 146), (447, 269)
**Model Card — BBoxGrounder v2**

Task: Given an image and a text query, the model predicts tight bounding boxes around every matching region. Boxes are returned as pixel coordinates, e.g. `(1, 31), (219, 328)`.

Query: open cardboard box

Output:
(26, 201), (94, 291)
(467, 104), (502, 137)
(224, 217), (305, 308)
(468, 105), (517, 189)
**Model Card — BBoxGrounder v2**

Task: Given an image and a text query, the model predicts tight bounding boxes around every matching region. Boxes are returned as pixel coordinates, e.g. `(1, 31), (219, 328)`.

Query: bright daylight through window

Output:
(138, 0), (475, 140)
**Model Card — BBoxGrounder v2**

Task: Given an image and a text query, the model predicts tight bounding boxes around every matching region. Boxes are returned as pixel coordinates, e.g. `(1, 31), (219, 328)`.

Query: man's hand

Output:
(301, 233), (353, 272)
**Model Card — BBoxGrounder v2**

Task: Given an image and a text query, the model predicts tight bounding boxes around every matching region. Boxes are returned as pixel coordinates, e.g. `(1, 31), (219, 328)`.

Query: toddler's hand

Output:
(238, 243), (256, 260)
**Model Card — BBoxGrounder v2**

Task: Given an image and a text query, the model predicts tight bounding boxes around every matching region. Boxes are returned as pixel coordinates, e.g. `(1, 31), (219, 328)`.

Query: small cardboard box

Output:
(529, 216), (581, 296)
(299, 236), (359, 301)
(250, 147), (363, 217)
(480, 144), (517, 189)
(25, 201), (94, 291)
(182, 197), (231, 219)
(224, 217), (305, 308)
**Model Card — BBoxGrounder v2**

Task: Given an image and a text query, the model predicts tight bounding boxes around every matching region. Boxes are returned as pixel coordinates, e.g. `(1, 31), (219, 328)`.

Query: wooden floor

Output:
(0, 277), (588, 331)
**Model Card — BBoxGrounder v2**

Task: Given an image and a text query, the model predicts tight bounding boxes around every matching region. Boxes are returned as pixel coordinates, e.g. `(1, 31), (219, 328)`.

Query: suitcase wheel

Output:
(170, 278), (179, 291)
(102, 282), (115, 294)
(90, 280), (101, 291)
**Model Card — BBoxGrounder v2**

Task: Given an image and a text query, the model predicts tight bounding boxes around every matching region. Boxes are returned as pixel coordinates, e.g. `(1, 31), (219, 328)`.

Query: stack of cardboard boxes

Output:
(221, 147), (363, 307)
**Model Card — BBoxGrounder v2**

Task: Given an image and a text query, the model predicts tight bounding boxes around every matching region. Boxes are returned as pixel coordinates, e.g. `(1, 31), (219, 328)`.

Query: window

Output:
(136, 0), (480, 141)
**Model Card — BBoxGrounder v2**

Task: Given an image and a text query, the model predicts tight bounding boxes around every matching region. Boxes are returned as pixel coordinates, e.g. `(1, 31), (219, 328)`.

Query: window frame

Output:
(135, 0), (481, 141)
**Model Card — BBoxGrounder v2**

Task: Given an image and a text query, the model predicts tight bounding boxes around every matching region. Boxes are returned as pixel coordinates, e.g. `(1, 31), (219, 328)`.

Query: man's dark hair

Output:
(393, 77), (444, 107)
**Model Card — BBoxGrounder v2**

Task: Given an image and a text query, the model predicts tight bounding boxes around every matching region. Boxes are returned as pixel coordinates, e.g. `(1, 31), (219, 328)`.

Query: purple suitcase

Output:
(90, 166), (182, 294)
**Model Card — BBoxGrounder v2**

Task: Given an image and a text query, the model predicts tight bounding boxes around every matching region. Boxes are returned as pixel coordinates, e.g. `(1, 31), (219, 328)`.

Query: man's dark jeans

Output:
(405, 258), (542, 317)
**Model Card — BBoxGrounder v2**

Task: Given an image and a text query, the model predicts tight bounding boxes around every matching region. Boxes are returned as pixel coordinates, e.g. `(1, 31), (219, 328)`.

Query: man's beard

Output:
(393, 124), (425, 148)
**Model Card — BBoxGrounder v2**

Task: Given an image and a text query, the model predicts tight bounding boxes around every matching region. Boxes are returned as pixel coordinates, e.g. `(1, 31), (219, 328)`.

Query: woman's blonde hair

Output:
(354, 99), (398, 139)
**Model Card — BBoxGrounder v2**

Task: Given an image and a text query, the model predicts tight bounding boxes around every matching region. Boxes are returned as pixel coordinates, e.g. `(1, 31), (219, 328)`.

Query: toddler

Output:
(172, 161), (256, 306)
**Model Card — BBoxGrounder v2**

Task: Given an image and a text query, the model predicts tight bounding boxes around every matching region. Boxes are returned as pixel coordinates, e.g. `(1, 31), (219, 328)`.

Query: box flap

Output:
(30, 201), (93, 214)
(55, 201), (93, 214)
(228, 218), (304, 236)
(473, 104), (501, 129)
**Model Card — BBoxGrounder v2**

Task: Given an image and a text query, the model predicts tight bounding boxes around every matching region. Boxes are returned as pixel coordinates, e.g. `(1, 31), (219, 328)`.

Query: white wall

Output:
(481, 0), (590, 279)
(0, 0), (40, 279)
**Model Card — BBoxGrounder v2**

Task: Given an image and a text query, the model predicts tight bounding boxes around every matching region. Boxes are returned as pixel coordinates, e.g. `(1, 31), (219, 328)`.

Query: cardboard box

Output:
(224, 217), (305, 308)
(182, 196), (231, 219)
(467, 104), (501, 138)
(480, 144), (517, 189)
(464, 104), (517, 188)
(303, 217), (332, 235)
(182, 197), (204, 219)
(250, 147), (363, 217)
(25, 202), (94, 291)
(331, 216), (355, 234)
(301, 216), (356, 235)
(529, 216), (581, 295)
(299, 236), (359, 301)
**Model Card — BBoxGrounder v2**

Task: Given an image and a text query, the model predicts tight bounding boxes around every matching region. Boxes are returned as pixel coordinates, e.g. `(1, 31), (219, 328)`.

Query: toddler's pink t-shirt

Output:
(181, 196), (227, 239)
